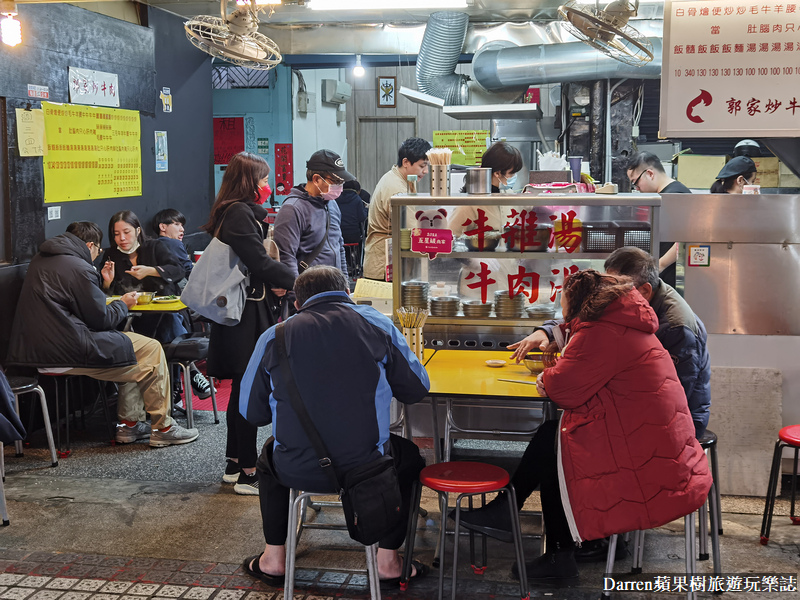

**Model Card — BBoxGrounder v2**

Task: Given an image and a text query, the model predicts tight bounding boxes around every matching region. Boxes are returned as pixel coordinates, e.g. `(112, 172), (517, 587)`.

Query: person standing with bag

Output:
(202, 152), (296, 495)
(238, 266), (430, 590)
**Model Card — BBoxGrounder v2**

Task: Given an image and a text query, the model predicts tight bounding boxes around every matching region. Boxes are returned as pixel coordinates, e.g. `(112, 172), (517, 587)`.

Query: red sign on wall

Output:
(213, 117), (244, 165)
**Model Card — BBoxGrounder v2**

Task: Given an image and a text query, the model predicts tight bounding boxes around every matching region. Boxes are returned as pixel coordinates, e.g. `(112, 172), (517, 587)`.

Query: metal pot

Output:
(465, 167), (492, 194)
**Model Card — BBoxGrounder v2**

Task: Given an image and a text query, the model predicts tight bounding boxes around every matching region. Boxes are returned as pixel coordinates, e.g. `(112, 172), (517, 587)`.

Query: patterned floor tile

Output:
(29, 591), (66, 600)
(44, 581), (77, 592)
(98, 583), (131, 595)
(88, 594), (120, 600)
(0, 577), (24, 587)
(72, 581), (105, 592)
(123, 584), (160, 597)
(243, 593), (275, 600)
(59, 591), (92, 600)
(58, 593), (91, 600)
(18, 577), (53, 588)
(154, 585), (187, 598)
(182, 588), (214, 600)
(194, 576), (226, 589)
(0, 588), (35, 600)
(213, 591), (245, 600)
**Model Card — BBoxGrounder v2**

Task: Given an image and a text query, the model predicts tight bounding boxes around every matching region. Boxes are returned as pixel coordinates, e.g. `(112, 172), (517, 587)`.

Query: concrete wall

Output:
(291, 68), (349, 185)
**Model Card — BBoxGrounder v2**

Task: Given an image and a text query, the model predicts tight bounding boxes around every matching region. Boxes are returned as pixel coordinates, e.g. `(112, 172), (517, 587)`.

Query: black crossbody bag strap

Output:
(298, 209), (330, 273)
(275, 323), (342, 495)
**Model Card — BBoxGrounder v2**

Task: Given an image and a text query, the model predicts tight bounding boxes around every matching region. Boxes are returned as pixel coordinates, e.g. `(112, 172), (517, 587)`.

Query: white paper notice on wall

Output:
(660, 0), (800, 137)
(68, 67), (120, 108)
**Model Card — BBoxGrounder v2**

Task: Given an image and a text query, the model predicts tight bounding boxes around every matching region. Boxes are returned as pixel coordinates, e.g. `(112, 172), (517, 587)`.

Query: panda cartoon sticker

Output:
(411, 208), (454, 259)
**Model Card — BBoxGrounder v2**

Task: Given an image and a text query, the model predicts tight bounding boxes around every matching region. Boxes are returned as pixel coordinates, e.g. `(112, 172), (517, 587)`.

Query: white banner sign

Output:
(661, 0), (800, 137)
(68, 67), (120, 108)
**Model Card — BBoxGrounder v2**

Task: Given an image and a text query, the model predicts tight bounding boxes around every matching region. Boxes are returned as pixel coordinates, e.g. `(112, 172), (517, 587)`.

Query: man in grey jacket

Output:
(273, 150), (351, 279)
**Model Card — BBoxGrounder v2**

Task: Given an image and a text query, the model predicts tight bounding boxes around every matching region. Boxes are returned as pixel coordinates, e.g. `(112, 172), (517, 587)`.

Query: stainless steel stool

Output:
(8, 375), (58, 466)
(285, 489), (381, 600)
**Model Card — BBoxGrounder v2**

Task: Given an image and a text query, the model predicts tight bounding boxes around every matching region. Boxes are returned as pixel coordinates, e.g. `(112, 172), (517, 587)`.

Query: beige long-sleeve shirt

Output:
(364, 166), (408, 280)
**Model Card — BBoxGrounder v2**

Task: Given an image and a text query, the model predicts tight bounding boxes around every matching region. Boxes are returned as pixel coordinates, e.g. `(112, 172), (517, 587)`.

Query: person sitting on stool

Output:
(238, 266), (431, 589)
(458, 270), (711, 586)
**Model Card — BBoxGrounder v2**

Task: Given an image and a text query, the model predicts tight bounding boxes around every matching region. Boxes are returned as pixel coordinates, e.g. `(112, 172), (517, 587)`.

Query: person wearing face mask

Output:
(272, 149), (351, 280)
(450, 141), (524, 236)
(102, 210), (185, 299)
(710, 155), (758, 194)
(202, 151), (297, 495)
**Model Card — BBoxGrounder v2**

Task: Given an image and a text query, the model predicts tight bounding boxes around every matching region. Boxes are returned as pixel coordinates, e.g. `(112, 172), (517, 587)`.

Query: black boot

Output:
(512, 545), (579, 586)
(575, 537), (628, 563)
(450, 495), (514, 543)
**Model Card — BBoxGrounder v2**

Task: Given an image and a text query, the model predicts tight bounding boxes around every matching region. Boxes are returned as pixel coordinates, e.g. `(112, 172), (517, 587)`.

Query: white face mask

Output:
(117, 239), (140, 255)
(500, 174), (517, 190)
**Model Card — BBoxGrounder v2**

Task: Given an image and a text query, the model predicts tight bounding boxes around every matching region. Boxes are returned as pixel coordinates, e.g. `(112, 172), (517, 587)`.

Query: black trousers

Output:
(225, 376), (258, 470)
(511, 419), (574, 552)
(257, 433), (425, 549)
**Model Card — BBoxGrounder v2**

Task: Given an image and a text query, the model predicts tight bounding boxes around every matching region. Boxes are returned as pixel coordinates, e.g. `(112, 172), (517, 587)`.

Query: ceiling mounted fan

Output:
(184, 0), (282, 71)
(558, 0), (654, 67)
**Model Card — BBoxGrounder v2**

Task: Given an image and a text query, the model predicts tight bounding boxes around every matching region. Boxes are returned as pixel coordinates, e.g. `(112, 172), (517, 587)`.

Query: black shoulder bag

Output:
(297, 208), (330, 274)
(275, 323), (402, 545)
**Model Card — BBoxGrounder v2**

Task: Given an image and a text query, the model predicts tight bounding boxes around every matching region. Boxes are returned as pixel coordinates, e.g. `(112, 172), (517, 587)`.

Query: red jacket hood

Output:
(572, 288), (658, 336)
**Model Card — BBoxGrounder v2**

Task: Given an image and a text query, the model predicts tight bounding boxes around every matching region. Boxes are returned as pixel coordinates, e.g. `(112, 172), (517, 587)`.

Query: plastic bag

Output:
(536, 150), (569, 171)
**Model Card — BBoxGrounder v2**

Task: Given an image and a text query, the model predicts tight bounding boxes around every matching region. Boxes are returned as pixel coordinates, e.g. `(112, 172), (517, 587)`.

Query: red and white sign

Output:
(410, 228), (453, 260)
(661, 0), (800, 137)
(68, 67), (120, 108)
(27, 85), (49, 99)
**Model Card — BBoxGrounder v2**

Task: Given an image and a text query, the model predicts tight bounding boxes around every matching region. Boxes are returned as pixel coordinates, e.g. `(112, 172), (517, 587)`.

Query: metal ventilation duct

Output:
(416, 11), (470, 105)
(472, 38), (663, 90)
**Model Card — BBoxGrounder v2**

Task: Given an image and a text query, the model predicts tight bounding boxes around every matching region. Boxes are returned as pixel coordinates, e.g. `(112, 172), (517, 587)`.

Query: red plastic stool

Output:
(401, 461), (529, 600)
(761, 424), (800, 544)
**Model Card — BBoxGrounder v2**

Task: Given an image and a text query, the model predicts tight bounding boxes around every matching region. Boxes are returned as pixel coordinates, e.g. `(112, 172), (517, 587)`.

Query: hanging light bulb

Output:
(0, 1), (20, 47)
(353, 54), (365, 78)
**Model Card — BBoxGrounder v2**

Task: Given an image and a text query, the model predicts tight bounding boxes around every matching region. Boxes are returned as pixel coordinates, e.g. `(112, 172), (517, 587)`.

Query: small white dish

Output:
(485, 359), (507, 368)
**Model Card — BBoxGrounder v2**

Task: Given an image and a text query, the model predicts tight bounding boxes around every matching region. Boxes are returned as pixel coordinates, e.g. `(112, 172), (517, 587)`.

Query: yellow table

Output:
(422, 349), (554, 463)
(107, 297), (187, 331)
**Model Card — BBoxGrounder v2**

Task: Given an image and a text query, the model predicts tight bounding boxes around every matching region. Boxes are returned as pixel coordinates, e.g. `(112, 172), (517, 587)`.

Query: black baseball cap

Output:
(306, 149), (355, 182)
(716, 156), (757, 179)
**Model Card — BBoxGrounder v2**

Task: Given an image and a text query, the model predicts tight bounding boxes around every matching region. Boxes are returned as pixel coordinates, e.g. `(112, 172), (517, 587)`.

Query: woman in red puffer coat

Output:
(459, 269), (712, 585)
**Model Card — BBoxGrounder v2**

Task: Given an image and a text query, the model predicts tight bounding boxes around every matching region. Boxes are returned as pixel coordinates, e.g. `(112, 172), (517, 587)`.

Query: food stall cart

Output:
(390, 191), (661, 448)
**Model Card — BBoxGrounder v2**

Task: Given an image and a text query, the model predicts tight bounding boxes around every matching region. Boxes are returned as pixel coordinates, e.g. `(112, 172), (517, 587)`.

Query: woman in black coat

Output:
(202, 151), (296, 495)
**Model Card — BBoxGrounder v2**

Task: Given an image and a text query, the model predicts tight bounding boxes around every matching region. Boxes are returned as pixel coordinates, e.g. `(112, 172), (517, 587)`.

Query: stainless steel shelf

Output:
(390, 192), (662, 207)
(399, 251), (615, 260)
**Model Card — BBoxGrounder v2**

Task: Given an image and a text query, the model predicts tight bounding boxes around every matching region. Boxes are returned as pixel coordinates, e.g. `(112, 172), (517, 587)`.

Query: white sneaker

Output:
(150, 424), (199, 447)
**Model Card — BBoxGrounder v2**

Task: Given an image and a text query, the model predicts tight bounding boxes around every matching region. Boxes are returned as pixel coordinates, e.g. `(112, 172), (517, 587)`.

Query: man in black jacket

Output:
(6, 222), (198, 447)
(239, 266), (430, 589)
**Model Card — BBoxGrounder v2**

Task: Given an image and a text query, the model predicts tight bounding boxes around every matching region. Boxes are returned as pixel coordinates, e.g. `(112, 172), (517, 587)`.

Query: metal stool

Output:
(163, 333), (219, 429)
(760, 424), (800, 544)
(285, 489), (381, 600)
(343, 241), (363, 280)
(698, 429), (723, 562)
(0, 443), (9, 526)
(7, 375), (57, 467)
(604, 511), (702, 600)
(38, 373), (115, 456)
(403, 461), (529, 600)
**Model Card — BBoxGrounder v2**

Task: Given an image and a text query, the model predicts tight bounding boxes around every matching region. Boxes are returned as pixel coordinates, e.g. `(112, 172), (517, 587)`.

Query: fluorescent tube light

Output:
(309, 0), (467, 10)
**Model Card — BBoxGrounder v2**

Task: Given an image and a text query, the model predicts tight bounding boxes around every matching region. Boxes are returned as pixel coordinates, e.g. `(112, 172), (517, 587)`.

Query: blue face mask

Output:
(500, 174), (517, 190)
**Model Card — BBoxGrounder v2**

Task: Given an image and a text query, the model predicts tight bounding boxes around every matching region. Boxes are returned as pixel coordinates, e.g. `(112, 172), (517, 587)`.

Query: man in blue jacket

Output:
(239, 266), (430, 589)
